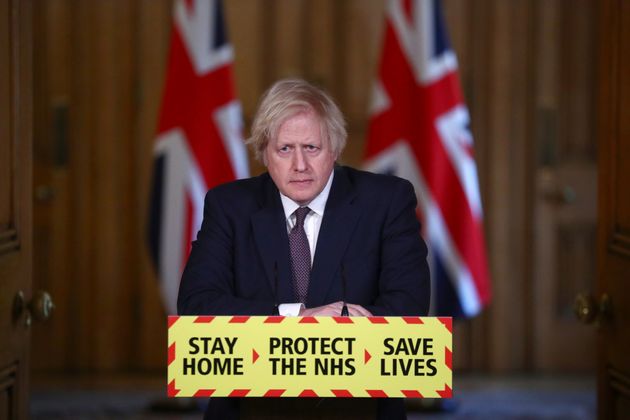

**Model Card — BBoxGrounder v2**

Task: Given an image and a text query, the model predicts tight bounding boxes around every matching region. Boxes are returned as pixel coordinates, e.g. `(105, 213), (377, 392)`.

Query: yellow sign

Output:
(168, 316), (452, 398)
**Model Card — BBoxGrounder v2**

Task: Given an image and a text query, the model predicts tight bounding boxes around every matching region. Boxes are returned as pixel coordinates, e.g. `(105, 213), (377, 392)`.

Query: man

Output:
(178, 79), (431, 419)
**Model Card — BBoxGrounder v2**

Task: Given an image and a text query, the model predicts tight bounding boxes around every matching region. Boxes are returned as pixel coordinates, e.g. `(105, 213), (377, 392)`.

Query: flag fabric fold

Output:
(364, 0), (491, 317)
(148, 0), (248, 314)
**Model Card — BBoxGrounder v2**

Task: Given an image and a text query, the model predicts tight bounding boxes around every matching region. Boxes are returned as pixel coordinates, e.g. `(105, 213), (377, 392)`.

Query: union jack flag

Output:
(148, 0), (248, 314)
(364, 0), (491, 317)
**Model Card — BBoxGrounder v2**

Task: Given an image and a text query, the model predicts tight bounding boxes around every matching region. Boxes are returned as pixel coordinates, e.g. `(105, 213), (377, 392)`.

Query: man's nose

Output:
(292, 148), (307, 171)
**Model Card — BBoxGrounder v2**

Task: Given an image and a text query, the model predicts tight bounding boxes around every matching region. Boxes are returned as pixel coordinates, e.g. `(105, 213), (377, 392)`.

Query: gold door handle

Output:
(574, 293), (611, 326)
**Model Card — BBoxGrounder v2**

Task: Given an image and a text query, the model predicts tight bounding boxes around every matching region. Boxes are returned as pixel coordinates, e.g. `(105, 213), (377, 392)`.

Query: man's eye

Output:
(305, 145), (319, 151)
(279, 146), (290, 153)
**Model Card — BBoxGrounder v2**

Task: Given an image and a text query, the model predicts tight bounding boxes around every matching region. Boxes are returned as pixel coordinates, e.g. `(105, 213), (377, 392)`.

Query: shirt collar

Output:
(279, 170), (334, 220)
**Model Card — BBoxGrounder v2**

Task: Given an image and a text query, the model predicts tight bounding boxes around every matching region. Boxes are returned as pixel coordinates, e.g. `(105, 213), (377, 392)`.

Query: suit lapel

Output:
(250, 176), (294, 304)
(307, 167), (362, 307)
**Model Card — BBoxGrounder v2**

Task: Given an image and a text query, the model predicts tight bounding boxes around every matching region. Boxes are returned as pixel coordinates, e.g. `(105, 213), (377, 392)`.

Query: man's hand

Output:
(300, 301), (373, 317)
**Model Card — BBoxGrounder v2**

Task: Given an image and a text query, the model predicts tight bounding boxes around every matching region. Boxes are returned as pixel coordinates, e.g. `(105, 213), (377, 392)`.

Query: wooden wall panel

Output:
(303, 0), (336, 88)
(70, 2), (97, 372)
(483, 0), (533, 372)
(88, 0), (135, 371)
(559, 1), (596, 160)
(340, 0), (384, 167)
(271, 0), (306, 80)
(32, 0), (71, 372)
(225, 0), (267, 120)
(134, 0), (173, 371)
(462, 1), (500, 370)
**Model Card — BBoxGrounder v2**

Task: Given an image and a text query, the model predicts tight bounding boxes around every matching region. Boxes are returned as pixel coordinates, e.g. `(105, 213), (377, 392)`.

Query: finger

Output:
(318, 306), (342, 316)
(302, 307), (332, 316)
(303, 302), (343, 317)
(346, 306), (362, 316)
(347, 304), (373, 317)
(327, 301), (344, 309)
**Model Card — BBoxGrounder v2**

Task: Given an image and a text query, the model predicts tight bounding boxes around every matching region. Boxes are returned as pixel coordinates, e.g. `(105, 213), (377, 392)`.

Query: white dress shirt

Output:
(277, 171), (334, 316)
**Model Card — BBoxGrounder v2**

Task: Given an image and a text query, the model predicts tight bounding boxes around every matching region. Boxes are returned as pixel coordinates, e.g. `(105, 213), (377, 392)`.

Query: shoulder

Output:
(205, 172), (275, 210)
(337, 165), (414, 194)
(211, 172), (271, 196)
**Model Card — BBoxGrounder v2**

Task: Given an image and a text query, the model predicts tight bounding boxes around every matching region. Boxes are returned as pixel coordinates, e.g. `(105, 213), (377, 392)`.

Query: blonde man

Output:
(179, 79), (430, 419)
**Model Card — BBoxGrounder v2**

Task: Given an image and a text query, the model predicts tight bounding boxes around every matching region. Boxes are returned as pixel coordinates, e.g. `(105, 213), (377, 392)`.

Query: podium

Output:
(167, 315), (452, 418)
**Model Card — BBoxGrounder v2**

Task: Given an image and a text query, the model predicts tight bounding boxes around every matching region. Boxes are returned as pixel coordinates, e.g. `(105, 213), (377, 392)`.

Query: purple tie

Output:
(289, 207), (311, 303)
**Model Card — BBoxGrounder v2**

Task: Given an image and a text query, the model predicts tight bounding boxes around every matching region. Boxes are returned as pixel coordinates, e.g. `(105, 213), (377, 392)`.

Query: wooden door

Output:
(596, 0), (630, 418)
(0, 0), (32, 418)
(30, 0), (171, 376)
(532, 0), (598, 372)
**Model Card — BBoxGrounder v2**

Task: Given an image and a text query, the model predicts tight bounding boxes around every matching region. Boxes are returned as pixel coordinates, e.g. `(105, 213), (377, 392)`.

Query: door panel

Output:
(535, 164), (597, 370)
(0, 0), (33, 418)
(596, 0), (630, 418)
(533, 0), (597, 372)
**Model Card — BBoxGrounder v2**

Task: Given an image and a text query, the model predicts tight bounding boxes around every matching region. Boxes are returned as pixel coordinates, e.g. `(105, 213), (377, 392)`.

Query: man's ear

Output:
(261, 149), (267, 166)
(261, 150), (268, 167)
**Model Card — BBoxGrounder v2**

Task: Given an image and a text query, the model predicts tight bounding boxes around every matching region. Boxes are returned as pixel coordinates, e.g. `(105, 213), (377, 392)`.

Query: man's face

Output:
(265, 111), (337, 206)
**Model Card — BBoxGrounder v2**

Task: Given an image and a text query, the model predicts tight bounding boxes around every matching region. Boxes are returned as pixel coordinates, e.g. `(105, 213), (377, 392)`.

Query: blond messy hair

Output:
(247, 79), (347, 164)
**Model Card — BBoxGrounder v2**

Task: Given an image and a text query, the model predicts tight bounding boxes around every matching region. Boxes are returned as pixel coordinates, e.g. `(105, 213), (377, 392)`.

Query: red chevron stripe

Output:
(368, 317), (389, 324)
(229, 389), (251, 397)
(229, 316), (250, 323)
(194, 316), (215, 323)
(168, 343), (176, 366)
(167, 380), (180, 397)
(332, 389), (353, 398)
(264, 389), (286, 397)
(401, 390), (423, 398)
(193, 389), (215, 397)
(299, 389), (318, 397)
(299, 317), (319, 324)
(332, 316), (354, 324)
(402, 317), (424, 324)
(367, 390), (388, 398)
(264, 316), (285, 323)
(437, 384), (452, 398)
(445, 347), (452, 370)
(168, 316), (180, 328)
(438, 317), (453, 333)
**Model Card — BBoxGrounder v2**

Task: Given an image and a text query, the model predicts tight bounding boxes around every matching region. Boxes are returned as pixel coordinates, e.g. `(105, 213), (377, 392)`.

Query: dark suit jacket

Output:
(178, 165), (431, 419)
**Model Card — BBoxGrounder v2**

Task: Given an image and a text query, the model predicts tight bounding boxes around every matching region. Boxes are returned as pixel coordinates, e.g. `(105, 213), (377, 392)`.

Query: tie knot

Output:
(294, 207), (310, 228)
